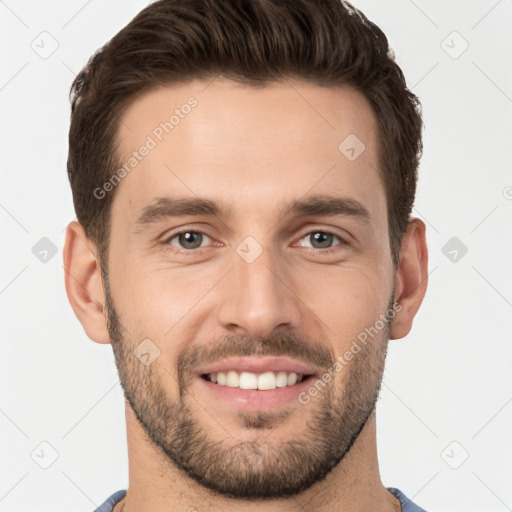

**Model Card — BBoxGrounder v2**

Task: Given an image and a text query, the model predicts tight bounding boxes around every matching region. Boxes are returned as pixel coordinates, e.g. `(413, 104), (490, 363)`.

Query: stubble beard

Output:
(103, 266), (393, 500)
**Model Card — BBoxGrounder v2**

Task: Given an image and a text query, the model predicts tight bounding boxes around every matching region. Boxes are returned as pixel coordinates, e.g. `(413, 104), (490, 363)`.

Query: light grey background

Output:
(1, 1), (511, 511)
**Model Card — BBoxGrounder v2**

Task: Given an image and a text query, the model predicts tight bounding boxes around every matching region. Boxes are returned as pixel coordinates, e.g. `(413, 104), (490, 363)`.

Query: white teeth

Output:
(276, 371), (288, 387)
(226, 370), (239, 387)
(257, 371), (276, 390)
(239, 371), (258, 389)
(207, 370), (306, 390)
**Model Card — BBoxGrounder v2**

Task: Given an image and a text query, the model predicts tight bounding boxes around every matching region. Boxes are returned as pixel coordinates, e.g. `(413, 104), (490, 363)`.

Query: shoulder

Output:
(387, 487), (429, 512)
(92, 490), (127, 512)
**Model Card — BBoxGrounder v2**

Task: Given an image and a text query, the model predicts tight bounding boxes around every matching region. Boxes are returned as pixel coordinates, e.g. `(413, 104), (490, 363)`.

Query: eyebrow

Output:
(134, 194), (371, 229)
(285, 194), (371, 222)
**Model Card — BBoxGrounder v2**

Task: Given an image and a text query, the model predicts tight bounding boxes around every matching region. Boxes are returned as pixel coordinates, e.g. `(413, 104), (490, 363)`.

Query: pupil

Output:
(312, 232), (332, 248)
(180, 232), (201, 249)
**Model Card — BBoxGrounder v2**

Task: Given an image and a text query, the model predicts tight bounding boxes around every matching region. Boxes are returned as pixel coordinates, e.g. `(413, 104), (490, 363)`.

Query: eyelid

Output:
(161, 225), (350, 256)
(295, 224), (352, 244)
(163, 228), (215, 249)
(294, 229), (350, 251)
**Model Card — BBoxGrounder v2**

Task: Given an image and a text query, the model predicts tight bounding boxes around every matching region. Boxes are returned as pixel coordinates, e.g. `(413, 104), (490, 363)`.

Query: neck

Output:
(115, 406), (401, 512)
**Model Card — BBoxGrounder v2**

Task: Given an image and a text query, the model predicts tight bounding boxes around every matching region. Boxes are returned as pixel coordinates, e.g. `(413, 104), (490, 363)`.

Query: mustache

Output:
(176, 332), (336, 386)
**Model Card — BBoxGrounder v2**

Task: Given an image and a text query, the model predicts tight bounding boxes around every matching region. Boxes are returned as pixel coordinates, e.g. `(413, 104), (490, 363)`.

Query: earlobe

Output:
(63, 221), (111, 344)
(389, 218), (428, 340)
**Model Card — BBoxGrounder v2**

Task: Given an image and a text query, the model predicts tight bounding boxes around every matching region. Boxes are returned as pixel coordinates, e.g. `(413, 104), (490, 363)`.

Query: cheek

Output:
(109, 237), (393, 346)
(300, 263), (390, 346)
(110, 259), (220, 339)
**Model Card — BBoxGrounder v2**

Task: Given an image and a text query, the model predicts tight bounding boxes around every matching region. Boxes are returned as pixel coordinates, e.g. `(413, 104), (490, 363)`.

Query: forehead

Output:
(112, 77), (385, 225)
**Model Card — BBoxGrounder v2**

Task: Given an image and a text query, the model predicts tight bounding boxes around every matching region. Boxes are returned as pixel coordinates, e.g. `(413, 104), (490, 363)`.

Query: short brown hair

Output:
(67, 0), (423, 268)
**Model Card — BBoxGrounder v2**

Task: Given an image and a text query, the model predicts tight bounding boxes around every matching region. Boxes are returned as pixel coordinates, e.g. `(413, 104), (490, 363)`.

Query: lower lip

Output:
(197, 376), (315, 411)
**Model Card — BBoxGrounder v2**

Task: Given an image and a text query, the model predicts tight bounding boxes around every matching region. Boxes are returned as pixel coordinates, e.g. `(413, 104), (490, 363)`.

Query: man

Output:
(63, 0), (429, 510)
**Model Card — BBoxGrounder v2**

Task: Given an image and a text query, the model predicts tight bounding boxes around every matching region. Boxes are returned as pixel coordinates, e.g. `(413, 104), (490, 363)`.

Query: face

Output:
(103, 78), (397, 499)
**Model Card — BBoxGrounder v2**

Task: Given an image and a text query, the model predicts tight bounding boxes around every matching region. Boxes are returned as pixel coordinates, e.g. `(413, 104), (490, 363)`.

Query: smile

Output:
(202, 370), (311, 390)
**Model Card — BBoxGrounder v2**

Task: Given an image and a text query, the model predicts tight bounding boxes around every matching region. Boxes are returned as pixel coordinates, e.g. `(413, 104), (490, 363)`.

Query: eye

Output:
(297, 230), (347, 250)
(166, 230), (212, 250)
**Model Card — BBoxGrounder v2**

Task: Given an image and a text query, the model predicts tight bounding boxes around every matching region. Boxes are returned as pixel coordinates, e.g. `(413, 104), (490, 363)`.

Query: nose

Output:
(216, 242), (302, 339)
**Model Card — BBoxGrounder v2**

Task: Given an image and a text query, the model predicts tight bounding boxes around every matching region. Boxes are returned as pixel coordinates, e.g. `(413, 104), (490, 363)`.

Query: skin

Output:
(64, 77), (428, 512)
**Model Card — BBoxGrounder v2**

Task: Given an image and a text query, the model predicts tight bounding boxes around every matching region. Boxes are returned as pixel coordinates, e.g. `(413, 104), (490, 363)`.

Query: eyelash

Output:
(162, 228), (349, 255)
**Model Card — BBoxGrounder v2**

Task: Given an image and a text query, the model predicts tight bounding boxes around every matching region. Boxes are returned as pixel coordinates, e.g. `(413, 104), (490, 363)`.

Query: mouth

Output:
(195, 357), (319, 411)
(201, 370), (314, 390)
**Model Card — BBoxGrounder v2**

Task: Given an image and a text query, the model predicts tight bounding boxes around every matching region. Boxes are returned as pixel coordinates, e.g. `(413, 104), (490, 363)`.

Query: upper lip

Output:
(196, 356), (319, 377)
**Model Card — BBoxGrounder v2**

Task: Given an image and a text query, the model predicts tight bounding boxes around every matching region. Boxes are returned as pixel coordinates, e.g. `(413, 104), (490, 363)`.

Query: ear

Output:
(63, 221), (111, 344)
(390, 217), (428, 340)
